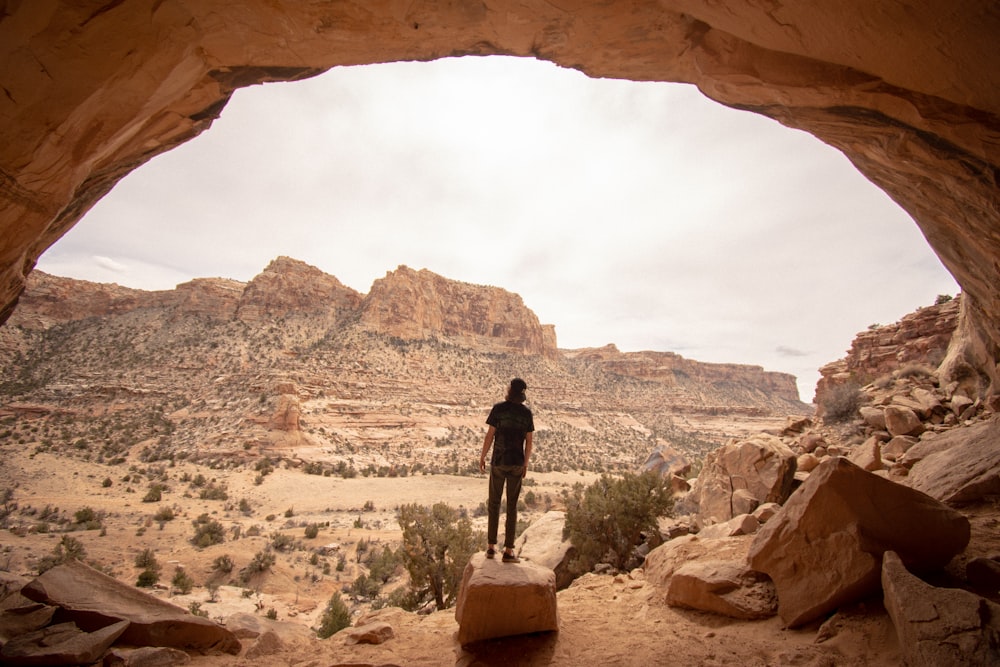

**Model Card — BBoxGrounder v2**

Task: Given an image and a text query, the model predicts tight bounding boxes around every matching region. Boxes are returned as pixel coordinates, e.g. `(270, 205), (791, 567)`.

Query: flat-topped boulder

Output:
(512, 510), (577, 590)
(20, 560), (240, 655)
(454, 553), (558, 645)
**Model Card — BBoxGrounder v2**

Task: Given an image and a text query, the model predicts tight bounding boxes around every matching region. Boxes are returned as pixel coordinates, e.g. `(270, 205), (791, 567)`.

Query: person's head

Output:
(506, 378), (527, 403)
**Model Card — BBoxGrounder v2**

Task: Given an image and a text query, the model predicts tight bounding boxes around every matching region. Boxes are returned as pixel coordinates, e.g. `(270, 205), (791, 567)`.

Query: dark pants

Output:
(487, 464), (524, 549)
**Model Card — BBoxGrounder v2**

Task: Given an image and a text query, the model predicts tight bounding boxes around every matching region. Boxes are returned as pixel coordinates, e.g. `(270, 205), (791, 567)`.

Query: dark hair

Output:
(506, 378), (527, 403)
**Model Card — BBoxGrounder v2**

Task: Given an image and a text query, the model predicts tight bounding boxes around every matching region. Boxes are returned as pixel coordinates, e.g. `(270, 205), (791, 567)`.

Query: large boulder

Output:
(747, 457), (970, 627)
(690, 434), (797, 526)
(20, 560), (240, 654)
(644, 534), (752, 592)
(512, 510), (576, 590)
(904, 417), (1000, 503)
(882, 551), (1000, 667)
(666, 560), (777, 620)
(454, 553), (558, 645)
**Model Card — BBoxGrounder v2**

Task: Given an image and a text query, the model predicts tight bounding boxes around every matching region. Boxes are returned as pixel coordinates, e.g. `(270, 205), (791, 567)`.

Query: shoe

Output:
(502, 551), (519, 563)
(486, 547), (496, 559)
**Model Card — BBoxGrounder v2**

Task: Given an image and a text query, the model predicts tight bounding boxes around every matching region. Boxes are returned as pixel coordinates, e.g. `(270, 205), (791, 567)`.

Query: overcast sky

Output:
(37, 56), (959, 402)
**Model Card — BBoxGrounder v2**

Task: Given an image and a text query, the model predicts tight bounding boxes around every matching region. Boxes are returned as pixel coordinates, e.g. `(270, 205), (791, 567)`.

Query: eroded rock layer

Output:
(1, 2), (998, 390)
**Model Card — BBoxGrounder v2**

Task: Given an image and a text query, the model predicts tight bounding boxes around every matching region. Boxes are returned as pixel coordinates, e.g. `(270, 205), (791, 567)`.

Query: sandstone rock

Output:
(345, 621), (394, 645)
(644, 535), (752, 593)
(454, 553), (558, 645)
(268, 394), (302, 432)
(243, 629), (282, 659)
(884, 405), (924, 437)
(747, 458), (970, 627)
(904, 417), (1000, 503)
(236, 256), (362, 322)
(666, 560), (777, 620)
(103, 646), (192, 667)
(796, 452), (820, 472)
(20, 560), (240, 654)
(698, 514), (759, 540)
(0, 619), (128, 666)
(0, 603), (56, 644)
(882, 551), (1000, 667)
(640, 445), (691, 478)
(512, 511), (576, 590)
(751, 503), (781, 523)
(881, 435), (918, 462)
(858, 406), (887, 431)
(796, 431), (826, 454)
(692, 435), (797, 526)
(910, 388), (943, 417)
(847, 436), (882, 471)
(967, 557), (1000, 593)
(951, 394), (975, 416)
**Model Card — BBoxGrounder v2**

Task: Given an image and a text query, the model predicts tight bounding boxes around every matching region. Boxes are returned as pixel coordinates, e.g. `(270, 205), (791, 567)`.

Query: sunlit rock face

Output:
(1, 2), (997, 388)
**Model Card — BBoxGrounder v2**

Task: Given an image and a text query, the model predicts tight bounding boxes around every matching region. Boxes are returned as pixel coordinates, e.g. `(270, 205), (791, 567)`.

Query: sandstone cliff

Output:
(815, 296), (961, 404)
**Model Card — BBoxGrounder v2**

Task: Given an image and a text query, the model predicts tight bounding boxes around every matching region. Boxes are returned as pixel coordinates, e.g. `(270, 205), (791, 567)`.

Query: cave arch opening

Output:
(35, 55), (958, 400)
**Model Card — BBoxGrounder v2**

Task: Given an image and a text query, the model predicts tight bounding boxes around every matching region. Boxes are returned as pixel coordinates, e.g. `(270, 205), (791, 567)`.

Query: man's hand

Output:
(479, 456), (486, 473)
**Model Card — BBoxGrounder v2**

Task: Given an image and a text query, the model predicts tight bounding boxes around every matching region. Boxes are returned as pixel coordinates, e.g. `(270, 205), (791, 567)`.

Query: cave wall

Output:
(1, 1), (998, 387)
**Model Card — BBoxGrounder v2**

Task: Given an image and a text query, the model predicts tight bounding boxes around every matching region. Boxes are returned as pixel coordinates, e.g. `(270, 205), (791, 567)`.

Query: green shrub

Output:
(304, 523), (319, 539)
(563, 471), (673, 575)
(136, 569), (159, 587)
(172, 567), (194, 594)
(191, 514), (225, 548)
(134, 548), (159, 571)
(212, 554), (235, 574)
(316, 592), (351, 638)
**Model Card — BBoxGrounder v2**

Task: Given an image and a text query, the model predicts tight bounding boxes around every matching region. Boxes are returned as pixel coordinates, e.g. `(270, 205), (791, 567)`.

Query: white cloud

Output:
(35, 56), (960, 402)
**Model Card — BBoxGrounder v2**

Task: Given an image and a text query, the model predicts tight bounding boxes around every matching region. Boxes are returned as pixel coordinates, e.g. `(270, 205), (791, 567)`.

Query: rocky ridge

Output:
(0, 257), (809, 479)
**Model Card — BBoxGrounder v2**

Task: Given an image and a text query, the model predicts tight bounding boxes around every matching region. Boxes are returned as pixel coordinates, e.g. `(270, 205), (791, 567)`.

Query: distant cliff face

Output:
(815, 296), (961, 402)
(236, 256), (362, 323)
(358, 266), (555, 357)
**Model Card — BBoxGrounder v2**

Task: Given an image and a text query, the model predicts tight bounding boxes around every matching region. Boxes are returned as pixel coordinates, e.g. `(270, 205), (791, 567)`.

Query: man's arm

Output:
(479, 426), (496, 473)
(522, 431), (533, 477)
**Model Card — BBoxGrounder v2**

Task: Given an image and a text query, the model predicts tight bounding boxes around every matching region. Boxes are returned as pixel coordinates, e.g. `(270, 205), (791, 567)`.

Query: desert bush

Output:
(136, 569), (159, 587)
(36, 535), (86, 573)
(154, 506), (175, 524)
(398, 502), (480, 610)
(316, 592), (351, 639)
(820, 382), (865, 423)
(134, 548), (159, 571)
(563, 471), (673, 575)
(199, 482), (228, 501)
(191, 514), (225, 548)
(304, 523), (319, 539)
(212, 554), (235, 574)
(270, 532), (295, 552)
(896, 363), (935, 380)
(172, 567), (194, 594)
(74, 507), (97, 524)
(240, 549), (275, 583)
(143, 484), (165, 503)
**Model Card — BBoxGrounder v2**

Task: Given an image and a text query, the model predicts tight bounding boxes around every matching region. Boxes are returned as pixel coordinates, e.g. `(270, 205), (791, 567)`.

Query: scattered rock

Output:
(345, 621), (394, 645)
(666, 560), (777, 620)
(454, 553), (558, 645)
(881, 435), (918, 462)
(882, 550), (1000, 667)
(884, 405), (924, 437)
(858, 406), (886, 431)
(847, 436), (882, 471)
(103, 646), (192, 667)
(966, 557), (1000, 593)
(644, 535), (751, 593)
(0, 619), (128, 666)
(0, 604), (56, 644)
(751, 503), (781, 523)
(20, 560), (241, 654)
(747, 457), (970, 627)
(697, 514), (759, 540)
(244, 629), (283, 659)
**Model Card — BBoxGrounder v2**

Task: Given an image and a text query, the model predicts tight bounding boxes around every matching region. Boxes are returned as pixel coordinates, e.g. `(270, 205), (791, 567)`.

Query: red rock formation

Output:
(1, 2), (997, 399)
(358, 266), (554, 356)
(815, 296), (960, 402)
(236, 256), (362, 323)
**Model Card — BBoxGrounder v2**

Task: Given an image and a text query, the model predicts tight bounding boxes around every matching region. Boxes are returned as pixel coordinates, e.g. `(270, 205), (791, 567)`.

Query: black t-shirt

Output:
(486, 400), (535, 466)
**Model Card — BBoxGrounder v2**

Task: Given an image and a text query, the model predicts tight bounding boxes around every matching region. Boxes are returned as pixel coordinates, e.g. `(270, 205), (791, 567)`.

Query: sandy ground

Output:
(0, 445), (925, 666)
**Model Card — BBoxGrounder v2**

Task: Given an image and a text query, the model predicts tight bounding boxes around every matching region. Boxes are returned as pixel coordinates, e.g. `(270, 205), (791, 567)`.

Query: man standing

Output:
(479, 378), (534, 563)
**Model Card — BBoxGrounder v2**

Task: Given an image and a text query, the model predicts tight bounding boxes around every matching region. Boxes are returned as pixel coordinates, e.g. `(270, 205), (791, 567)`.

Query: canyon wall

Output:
(1, 2), (998, 392)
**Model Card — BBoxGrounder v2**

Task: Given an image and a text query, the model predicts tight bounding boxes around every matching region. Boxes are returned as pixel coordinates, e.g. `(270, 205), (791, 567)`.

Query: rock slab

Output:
(666, 559), (777, 620)
(747, 457), (970, 627)
(0, 619), (128, 666)
(454, 553), (558, 645)
(512, 510), (577, 590)
(882, 551), (1000, 667)
(905, 417), (1000, 503)
(20, 560), (240, 654)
